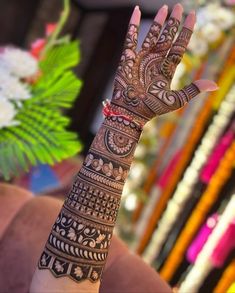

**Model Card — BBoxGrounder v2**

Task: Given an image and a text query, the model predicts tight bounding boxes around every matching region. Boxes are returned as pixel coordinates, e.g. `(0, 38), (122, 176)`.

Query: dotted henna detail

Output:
(105, 115), (142, 133)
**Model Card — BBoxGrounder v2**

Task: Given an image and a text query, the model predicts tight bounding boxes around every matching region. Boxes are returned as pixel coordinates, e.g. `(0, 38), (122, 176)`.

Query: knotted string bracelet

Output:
(102, 99), (143, 131)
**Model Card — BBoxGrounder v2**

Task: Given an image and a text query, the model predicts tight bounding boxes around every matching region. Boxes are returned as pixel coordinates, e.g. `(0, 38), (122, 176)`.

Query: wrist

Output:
(108, 100), (149, 128)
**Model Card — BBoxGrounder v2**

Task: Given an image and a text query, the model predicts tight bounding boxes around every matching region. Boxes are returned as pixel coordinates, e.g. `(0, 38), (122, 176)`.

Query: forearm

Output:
(36, 114), (142, 283)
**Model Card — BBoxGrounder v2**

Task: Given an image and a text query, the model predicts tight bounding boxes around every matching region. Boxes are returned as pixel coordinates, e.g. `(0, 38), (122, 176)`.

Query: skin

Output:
(30, 4), (217, 293)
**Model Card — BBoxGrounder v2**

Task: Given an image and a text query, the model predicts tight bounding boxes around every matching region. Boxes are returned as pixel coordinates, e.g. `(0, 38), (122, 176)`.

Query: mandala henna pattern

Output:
(38, 10), (200, 283)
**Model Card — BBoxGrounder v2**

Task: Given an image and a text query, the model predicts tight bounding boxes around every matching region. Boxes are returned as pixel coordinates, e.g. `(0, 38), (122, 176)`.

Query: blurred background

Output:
(0, 0), (235, 292)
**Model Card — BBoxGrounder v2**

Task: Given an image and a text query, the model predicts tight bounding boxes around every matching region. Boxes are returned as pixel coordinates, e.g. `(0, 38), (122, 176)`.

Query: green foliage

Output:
(0, 40), (83, 180)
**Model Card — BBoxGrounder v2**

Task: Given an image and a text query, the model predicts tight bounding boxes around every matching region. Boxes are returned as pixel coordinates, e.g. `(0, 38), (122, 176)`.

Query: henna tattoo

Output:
(112, 16), (198, 122)
(105, 115), (143, 133)
(84, 152), (129, 182)
(168, 27), (193, 62)
(142, 22), (162, 51)
(66, 177), (121, 223)
(104, 129), (135, 157)
(38, 120), (140, 282)
(79, 167), (124, 191)
(38, 9), (200, 284)
(39, 207), (112, 282)
(155, 17), (180, 55)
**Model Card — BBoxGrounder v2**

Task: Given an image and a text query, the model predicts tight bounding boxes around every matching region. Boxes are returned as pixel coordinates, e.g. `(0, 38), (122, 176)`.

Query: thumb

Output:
(177, 79), (219, 104)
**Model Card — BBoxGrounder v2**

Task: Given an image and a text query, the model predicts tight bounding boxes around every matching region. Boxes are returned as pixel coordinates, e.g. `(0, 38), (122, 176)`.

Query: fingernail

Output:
(189, 10), (196, 14)
(135, 5), (140, 10)
(175, 3), (183, 8)
(162, 4), (168, 10)
(208, 85), (219, 91)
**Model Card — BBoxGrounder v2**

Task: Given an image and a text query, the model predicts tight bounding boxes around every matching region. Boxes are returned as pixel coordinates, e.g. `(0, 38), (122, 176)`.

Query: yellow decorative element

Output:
(227, 282), (235, 293)
(213, 260), (235, 293)
(213, 67), (235, 110)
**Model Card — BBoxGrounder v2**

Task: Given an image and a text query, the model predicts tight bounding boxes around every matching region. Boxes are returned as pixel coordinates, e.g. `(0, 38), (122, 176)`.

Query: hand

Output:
(111, 4), (218, 124)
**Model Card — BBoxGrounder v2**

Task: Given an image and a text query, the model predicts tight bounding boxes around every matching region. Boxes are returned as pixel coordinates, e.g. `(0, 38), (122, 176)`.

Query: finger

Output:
(167, 10), (196, 64)
(123, 6), (141, 52)
(154, 3), (183, 55)
(194, 80), (219, 92)
(142, 5), (168, 51)
(176, 80), (219, 105)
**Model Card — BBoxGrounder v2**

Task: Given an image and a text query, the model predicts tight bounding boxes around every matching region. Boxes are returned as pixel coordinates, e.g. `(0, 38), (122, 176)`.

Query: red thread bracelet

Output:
(102, 100), (143, 130)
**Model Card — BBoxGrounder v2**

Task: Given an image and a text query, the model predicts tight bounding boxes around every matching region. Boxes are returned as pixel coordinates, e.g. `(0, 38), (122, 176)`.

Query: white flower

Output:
(201, 23), (222, 43)
(197, 4), (235, 31)
(213, 7), (235, 30)
(0, 47), (38, 78)
(188, 33), (208, 57)
(0, 95), (18, 129)
(0, 69), (31, 101)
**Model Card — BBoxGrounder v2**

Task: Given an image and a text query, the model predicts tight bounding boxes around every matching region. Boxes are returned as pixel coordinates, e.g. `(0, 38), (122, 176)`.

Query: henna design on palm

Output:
(112, 12), (200, 122)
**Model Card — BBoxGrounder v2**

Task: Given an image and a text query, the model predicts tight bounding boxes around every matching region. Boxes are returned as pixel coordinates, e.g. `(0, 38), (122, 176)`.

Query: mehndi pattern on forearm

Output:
(38, 118), (142, 282)
(39, 204), (112, 282)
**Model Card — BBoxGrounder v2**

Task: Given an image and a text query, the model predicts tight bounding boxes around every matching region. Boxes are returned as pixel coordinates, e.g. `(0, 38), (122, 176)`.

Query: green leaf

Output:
(39, 41), (80, 82)
(0, 39), (83, 180)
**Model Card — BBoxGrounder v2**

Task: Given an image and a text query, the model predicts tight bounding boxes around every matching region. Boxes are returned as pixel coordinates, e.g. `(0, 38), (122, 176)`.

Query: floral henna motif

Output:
(84, 152), (129, 182)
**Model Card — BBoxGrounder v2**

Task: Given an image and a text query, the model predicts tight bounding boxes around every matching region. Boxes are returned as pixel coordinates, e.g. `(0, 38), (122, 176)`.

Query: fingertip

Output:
(184, 10), (196, 30)
(194, 80), (219, 92)
(154, 5), (168, 25)
(171, 3), (184, 20)
(130, 5), (141, 26)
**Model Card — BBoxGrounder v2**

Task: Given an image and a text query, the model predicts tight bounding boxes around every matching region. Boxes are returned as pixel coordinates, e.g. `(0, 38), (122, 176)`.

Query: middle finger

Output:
(154, 3), (183, 56)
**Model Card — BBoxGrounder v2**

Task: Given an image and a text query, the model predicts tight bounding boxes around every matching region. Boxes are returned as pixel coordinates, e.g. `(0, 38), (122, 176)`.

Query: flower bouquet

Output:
(0, 0), (82, 180)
